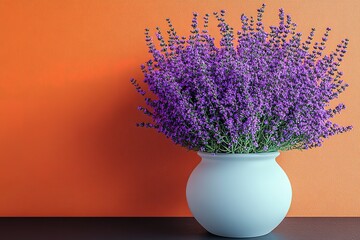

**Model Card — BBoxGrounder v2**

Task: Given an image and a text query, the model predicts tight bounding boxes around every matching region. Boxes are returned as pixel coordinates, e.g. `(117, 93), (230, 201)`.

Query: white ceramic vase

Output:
(186, 151), (292, 238)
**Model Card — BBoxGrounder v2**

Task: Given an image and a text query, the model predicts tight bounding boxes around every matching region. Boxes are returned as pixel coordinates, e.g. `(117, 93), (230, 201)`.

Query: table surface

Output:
(0, 217), (359, 240)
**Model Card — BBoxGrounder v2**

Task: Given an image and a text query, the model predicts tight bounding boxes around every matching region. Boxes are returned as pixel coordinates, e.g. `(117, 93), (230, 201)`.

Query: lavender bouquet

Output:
(131, 4), (352, 154)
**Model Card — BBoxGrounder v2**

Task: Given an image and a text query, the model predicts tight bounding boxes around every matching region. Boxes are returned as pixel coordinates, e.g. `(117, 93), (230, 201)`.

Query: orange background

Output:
(0, 0), (359, 216)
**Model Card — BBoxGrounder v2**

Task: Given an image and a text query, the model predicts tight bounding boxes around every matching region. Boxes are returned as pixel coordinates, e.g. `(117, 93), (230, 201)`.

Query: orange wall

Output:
(0, 0), (359, 216)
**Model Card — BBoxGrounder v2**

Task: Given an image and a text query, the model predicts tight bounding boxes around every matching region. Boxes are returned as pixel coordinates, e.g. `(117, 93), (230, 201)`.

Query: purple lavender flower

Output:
(131, 4), (352, 153)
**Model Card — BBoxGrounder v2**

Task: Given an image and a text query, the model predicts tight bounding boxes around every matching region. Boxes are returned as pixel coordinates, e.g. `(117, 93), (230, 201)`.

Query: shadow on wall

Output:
(71, 65), (199, 216)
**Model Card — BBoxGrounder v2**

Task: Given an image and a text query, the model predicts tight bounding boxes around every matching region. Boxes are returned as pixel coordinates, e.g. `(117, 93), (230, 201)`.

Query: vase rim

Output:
(197, 151), (280, 160)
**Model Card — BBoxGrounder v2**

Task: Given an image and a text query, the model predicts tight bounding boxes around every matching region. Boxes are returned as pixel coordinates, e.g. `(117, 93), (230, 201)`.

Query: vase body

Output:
(186, 151), (292, 238)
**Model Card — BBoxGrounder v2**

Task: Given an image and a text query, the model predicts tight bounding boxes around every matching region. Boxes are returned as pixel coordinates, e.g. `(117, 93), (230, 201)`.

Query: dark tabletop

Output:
(0, 217), (359, 240)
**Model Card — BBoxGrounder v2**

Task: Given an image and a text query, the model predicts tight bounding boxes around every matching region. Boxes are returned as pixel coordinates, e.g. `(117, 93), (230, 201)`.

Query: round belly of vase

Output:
(186, 151), (292, 238)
